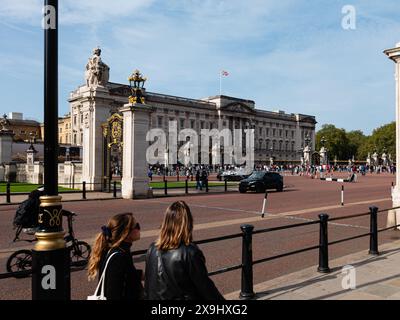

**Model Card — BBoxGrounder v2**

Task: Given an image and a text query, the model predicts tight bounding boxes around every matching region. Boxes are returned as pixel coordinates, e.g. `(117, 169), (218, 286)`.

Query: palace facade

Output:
(67, 49), (316, 166)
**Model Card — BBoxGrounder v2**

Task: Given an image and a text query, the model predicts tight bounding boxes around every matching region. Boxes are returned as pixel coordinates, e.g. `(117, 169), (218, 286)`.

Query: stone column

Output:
(0, 130), (14, 164)
(80, 86), (113, 190)
(384, 43), (400, 230)
(319, 147), (327, 165)
(120, 103), (154, 199)
(26, 145), (38, 165)
(33, 161), (44, 184)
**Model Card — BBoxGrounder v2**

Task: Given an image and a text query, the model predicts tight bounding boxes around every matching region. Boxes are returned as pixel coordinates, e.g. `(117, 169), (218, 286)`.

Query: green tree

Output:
(346, 130), (367, 160)
(358, 122), (395, 160)
(315, 124), (350, 161)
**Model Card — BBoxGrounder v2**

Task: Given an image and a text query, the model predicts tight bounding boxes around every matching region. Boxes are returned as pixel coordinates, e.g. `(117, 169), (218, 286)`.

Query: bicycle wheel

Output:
(70, 241), (91, 266)
(6, 250), (33, 277)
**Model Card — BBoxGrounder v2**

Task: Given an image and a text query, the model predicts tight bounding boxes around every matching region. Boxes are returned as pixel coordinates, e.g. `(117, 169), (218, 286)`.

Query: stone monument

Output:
(78, 48), (113, 190)
(85, 47), (110, 88)
(0, 114), (14, 165)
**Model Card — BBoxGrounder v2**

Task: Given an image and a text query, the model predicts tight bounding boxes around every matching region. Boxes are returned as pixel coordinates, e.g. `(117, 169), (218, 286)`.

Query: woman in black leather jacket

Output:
(144, 201), (224, 300)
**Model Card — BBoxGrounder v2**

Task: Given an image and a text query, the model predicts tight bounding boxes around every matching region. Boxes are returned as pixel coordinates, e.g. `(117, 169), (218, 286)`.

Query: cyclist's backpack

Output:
(13, 190), (43, 228)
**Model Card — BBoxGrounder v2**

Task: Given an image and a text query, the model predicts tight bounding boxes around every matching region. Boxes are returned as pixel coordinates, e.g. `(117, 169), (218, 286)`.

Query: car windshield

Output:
(248, 171), (265, 179)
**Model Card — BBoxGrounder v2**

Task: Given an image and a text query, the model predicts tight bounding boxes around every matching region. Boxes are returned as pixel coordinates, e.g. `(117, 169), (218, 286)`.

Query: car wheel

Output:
(277, 184), (283, 192)
(239, 186), (247, 193)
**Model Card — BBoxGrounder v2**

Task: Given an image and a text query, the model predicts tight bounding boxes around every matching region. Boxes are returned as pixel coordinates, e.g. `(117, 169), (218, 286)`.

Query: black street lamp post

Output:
(32, 0), (70, 300)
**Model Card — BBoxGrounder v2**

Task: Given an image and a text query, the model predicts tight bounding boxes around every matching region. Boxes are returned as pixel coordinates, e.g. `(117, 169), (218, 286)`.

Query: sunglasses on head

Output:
(132, 222), (140, 231)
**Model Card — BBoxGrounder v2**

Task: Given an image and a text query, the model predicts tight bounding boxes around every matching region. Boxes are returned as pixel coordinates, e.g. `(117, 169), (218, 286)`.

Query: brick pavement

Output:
(225, 239), (400, 300)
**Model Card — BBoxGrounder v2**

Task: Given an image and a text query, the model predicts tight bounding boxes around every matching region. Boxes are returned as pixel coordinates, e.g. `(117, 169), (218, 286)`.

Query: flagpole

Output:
(219, 71), (222, 96)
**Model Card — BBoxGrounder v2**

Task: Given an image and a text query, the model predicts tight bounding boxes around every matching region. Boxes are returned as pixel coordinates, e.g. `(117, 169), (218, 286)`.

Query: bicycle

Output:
(6, 209), (91, 278)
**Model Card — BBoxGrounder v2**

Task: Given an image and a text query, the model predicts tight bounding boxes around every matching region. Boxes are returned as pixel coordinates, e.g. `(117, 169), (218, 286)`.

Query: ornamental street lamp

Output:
(32, 0), (70, 300)
(128, 69), (147, 105)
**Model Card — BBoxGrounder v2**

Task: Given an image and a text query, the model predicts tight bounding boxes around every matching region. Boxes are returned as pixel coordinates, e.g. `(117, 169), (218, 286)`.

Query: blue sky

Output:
(1, 0), (400, 135)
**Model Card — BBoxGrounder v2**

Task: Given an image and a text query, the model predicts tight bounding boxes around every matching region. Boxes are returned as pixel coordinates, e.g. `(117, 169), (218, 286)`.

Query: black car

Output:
(239, 171), (284, 193)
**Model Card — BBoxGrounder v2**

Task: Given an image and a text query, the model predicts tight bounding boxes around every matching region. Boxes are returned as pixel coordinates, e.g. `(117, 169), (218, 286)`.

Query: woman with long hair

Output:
(88, 213), (143, 300)
(144, 201), (224, 300)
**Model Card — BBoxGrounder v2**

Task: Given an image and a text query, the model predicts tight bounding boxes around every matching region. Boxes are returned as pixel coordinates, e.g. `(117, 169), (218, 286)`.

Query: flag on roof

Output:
(221, 70), (229, 76)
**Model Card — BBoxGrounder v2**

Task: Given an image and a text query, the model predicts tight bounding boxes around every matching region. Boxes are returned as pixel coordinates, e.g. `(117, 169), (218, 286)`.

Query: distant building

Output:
(4, 113), (41, 142)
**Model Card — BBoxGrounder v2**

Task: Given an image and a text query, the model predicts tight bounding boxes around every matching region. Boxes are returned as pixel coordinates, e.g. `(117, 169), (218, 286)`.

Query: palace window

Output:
(191, 120), (195, 129)
(158, 116), (163, 127)
(180, 118), (185, 129)
(273, 129), (276, 137)
(266, 128), (269, 136)
(73, 115), (77, 125)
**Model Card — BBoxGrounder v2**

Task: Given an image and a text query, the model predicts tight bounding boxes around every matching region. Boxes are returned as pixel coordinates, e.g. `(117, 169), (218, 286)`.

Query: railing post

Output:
(206, 179), (209, 193)
(225, 179), (228, 192)
(108, 179), (111, 193)
(6, 182), (11, 204)
(82, 181), (86, 200)
(185, 178), (188, 195)
(318, 213), (330, 273)
(240, 224), (255, 300)
(113, 181), (117, 198)
(369, 206), (379, 255)
(164, 180), (168, 196)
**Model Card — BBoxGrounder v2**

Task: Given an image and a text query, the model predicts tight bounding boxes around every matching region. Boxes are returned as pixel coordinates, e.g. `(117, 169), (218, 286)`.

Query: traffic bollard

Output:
(239, 224), (255, 299)
(318, 213), (330, 273)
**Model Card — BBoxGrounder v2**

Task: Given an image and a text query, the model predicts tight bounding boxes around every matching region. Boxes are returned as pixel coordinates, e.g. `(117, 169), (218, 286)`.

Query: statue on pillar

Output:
(372, 151), (379, 166)
(366, 153), (371, 166)
(303, 134), (311, 166)
(382, 151), (388, 166)
(0, 114), (11, 132)
(85, 47), (110, 87)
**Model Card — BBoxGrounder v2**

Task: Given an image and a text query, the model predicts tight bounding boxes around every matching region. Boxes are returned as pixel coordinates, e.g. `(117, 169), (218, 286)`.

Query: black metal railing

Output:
(0, 181), (121, 204)
(1, 179), (235, 204)
(152, 178), (235, 196)
(2, 204), (400, 300)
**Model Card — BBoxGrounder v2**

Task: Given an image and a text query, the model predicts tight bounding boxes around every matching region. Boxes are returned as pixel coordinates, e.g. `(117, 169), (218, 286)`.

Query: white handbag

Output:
(87, 252), (118, 300)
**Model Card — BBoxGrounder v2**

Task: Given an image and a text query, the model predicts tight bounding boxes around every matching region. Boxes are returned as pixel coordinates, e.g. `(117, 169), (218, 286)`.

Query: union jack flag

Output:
(221, 70), (229, 76)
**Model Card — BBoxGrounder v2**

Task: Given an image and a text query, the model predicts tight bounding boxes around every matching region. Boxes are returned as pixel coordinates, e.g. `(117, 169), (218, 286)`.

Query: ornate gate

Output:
(102, 113), (123, 191)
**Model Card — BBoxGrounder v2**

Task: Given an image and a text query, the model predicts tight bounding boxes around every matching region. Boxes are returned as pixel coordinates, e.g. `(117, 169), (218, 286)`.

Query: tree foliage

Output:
(315, 122), (395, 161)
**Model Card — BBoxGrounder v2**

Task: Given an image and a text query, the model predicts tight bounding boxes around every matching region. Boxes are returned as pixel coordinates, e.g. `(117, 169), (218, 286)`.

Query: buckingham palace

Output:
(67, 48), (316, 169)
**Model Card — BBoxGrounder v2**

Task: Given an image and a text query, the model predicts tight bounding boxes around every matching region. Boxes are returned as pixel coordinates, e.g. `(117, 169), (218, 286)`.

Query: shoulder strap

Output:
(94, 252), (119, 298)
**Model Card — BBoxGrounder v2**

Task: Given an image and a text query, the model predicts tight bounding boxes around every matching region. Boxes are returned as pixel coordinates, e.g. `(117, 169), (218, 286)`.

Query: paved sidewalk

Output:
(225, 239), (400, 300)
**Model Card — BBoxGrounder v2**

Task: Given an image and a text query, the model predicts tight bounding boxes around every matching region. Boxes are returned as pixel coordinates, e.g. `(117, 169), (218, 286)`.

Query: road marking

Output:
(0, 197), (391, 258)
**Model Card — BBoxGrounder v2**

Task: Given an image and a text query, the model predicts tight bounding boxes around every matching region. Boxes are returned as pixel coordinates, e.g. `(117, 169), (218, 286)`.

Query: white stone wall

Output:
(13, 162), (83, 189)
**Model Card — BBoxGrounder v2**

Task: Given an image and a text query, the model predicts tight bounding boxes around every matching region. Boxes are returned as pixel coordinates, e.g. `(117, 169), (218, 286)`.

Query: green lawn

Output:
(0, 183), (75, 193)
